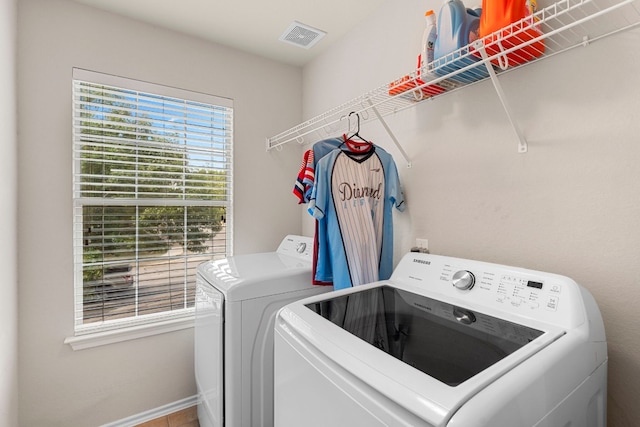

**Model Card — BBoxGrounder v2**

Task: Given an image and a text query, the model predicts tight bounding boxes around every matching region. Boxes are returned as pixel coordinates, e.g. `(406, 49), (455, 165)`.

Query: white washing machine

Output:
(274, 252), (607, 427)
(195, 235), (332, 427)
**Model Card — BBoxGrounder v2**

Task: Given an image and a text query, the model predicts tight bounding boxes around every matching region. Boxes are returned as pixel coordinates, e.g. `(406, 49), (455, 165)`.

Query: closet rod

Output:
(267, 99), (413, 167)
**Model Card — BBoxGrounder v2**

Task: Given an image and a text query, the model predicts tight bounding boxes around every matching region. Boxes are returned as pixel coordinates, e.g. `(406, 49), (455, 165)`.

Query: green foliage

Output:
(78, 85), (227, 276)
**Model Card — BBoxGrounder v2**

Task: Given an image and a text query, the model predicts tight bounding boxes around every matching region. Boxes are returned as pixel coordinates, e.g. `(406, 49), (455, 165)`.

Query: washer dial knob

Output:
(296, 242), (307, 254)
(452, 270), (475, 291)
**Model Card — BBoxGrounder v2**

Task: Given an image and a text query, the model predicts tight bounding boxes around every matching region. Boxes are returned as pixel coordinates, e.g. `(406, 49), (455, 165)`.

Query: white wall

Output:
(17, 0), (303, 425)
(0, 0), (18, 426)
(302, 1), (640, 426)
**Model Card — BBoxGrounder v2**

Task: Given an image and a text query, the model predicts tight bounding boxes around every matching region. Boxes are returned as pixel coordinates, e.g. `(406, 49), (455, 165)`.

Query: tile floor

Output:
(135, 405), (199, 427)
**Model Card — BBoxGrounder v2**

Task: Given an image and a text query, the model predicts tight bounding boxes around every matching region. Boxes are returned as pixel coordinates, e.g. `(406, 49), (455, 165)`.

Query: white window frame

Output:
(66, 69), (233, 349)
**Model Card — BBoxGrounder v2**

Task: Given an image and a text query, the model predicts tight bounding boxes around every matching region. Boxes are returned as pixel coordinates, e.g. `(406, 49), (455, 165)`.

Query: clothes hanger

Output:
(342, 112), (372, 153)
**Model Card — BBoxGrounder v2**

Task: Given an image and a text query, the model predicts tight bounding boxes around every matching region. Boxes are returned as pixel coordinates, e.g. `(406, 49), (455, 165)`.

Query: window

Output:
(72, 69), (233, 336)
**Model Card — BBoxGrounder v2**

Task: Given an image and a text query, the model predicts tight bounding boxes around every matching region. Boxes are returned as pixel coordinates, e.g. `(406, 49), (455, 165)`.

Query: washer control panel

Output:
(440, 266), (563, 314)
(392, 253), (584, 328)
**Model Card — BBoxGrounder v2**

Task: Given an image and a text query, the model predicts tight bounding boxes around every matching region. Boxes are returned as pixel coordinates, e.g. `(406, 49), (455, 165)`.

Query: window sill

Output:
(64, 315), (195, 351)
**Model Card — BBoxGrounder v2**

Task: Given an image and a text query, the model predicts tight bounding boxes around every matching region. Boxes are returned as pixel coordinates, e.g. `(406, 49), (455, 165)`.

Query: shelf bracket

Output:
(366, 99), (412, 168)
(476, 43), (528, 153)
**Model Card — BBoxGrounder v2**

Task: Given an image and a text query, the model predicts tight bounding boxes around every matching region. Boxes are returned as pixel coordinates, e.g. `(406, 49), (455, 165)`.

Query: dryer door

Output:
(195, 274), (224, 427)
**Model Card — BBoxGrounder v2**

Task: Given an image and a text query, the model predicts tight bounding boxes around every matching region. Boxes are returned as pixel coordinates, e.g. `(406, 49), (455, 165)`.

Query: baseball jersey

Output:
(293, 149), (313, 204)
(309, 146), (405, 290)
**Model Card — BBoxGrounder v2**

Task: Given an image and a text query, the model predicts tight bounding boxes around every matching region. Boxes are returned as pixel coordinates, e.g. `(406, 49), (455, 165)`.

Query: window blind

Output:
(72, 69), (233, 335)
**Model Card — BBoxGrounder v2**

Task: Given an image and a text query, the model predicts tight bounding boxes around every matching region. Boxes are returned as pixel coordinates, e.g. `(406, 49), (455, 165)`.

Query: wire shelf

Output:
(266, 0), (640, 152)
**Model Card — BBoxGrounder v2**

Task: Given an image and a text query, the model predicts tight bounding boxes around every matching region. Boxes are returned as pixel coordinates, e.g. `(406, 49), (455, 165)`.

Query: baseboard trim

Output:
(100, 395), (198, 427)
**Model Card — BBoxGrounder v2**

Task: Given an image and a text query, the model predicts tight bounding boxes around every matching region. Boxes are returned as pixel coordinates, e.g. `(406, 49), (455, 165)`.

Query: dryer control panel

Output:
(391, 253), (585, 329)
(276, 235), (314, 261)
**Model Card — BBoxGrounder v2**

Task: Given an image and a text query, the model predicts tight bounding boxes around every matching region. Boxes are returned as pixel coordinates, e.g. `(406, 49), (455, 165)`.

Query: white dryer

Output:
(274, 252), (607, 427)
(195, 235), (331, 427)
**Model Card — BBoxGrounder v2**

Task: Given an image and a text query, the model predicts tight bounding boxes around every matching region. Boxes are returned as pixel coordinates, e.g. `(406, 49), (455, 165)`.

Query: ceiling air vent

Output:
(278, 21), (327, 49)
